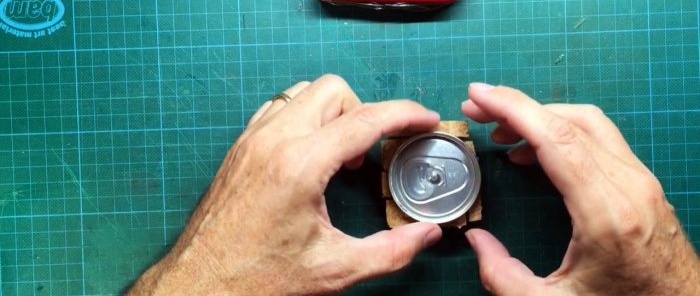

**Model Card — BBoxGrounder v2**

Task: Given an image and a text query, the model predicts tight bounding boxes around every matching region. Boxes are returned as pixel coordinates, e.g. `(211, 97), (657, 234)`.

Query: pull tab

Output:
(400, 157), (469, 204)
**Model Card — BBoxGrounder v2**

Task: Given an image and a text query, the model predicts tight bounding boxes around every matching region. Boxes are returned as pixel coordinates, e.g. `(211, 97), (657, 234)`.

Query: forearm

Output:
(127, 259), (282, 295)
(671, 238), (700, 296)
(127, 243), (295, 296)
(127, 254), (222, 295)
(649, 217), (700, 295)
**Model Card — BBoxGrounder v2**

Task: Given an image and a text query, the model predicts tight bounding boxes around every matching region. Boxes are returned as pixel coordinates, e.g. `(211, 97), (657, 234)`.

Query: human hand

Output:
(462, 83), (700, 295)
(127, 75), (443, 295)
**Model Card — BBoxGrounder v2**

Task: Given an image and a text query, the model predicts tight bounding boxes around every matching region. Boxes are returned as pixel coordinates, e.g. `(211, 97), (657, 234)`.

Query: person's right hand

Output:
(462, 83), (700, 295)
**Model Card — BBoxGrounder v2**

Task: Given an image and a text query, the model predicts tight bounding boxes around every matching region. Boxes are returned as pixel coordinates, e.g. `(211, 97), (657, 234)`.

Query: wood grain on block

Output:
(435, 121), (469, 139)
(388, 121), (469, 139)
(468, 196), (483, 222)
(381, 172), (391, 199)
(386, 200), (470, 229)
(465, 141), (475, 153)
(381, 139), (402, 171)
(386, 200), (415, 229)
(442, 213), (468, 228)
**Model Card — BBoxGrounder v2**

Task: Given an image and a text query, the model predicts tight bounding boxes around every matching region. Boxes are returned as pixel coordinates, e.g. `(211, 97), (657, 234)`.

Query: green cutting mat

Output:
(1, 0), (699, 295)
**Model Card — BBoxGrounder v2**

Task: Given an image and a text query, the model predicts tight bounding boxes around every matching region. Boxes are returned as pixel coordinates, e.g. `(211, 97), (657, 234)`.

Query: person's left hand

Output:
(127, 74), (443, 295)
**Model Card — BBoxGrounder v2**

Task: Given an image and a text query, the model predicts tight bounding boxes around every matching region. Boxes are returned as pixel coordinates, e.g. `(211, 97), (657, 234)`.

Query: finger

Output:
(467, 83), (587, 151)
(492, 124), (522, 145)
(544, 104), (643, 169)
(466, 229), (544, 295)
(260, 81), (311, 120)
(466, 83), (609, 221)
(344, 155), (365, 170)
(248, 100), (272, 127)
(310, 100), (440, 175)
(348, 223), (442, 282)
(280, 74), (363, 128)
(461, 99), (493, 123)
(465, 95), (640, 167)
(507, 144), (537, 165)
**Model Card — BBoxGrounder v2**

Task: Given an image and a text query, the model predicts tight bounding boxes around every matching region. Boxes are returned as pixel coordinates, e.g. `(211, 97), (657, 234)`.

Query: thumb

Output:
(350, 222), (442, 281)
(467, 229), (543, 295)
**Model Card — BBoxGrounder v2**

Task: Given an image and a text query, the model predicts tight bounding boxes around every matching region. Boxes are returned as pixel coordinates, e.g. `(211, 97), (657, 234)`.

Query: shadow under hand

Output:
(477, 151), (572, 276)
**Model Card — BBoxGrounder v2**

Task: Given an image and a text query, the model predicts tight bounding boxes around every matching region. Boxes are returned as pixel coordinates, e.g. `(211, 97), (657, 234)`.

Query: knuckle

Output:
(387, 245), (411, 272)
(511, 88), (531, 99)
(479, 264), (498, 292)
(578, 104), (605, 117)
(636, 175), (666, 204)
(373, 231), (413, 274)
(352, 105), (380, 126)
(665, 201), (676, 214)
(607, 175), (665, 241)
(616, 207), (645, 238)
(393, 99), (423, 111)
(319, 266), (353, 294)
(545, 117), (579, 144)
(642, 176), (664, 197)
(319, 74), (349, 89)
(643, 177), (671, 212)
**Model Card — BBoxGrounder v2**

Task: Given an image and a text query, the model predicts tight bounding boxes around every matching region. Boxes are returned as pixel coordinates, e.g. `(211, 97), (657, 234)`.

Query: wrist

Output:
(127, 242), (292, 295)
(127, 252), (222, 295)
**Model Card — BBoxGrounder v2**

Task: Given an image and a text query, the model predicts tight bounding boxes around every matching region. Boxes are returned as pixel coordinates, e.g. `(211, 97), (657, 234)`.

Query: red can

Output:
(320, 0), (457, 11)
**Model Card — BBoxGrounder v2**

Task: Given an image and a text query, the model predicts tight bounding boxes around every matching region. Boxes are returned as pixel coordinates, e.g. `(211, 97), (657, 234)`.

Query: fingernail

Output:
(428, 110), (441, 119)
(470, 82), (495, 92)
(465, 230), (475, 245)
(423, 226), (442, 248)
(461, 100), (470, 108)
(506, 141), (527, 155)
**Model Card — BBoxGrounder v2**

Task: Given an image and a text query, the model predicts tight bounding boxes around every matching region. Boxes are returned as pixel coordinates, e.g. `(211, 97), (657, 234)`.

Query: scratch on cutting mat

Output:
(0, 187), (25, 215)
(574, 17), (587, 29)
(51, 149), (122, 233)
(554, 54), (565, 65)
(176, 130), (215, 179)
(185, 72), (208, 90)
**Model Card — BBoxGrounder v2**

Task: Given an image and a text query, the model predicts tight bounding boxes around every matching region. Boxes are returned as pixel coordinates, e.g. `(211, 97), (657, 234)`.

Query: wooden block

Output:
(468, 195), (483, 222)
(381, 139), (402, 171)
(385, 199), (472, 229)
(381, 172), (391, 199)
(465, 141), (476, 154)
(388, 121), (468, 139)
(386, 200), (416, 229)
(435, 121), (469, 139)
(441, 213), (468, 228)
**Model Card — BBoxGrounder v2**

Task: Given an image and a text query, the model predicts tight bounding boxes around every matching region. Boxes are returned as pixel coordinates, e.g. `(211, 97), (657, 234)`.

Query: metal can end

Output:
(388, 132), (481, 224)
